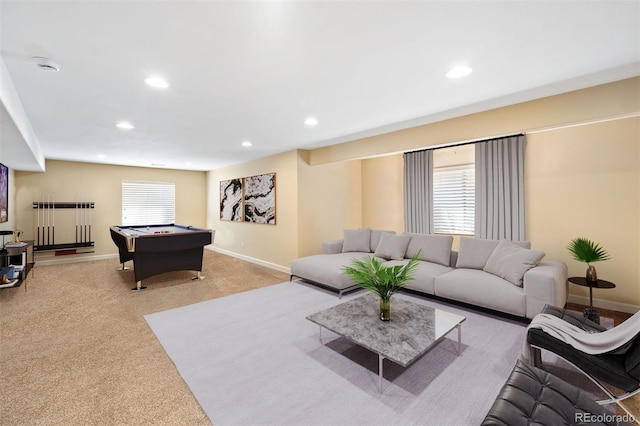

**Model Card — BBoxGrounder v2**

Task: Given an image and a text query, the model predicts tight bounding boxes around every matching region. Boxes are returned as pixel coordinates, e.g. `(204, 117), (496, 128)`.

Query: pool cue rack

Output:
(32, 196), (95, 253)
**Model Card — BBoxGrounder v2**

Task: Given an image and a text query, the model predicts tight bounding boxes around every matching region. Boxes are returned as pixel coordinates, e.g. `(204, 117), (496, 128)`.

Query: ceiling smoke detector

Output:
(33, 57), (60, 72)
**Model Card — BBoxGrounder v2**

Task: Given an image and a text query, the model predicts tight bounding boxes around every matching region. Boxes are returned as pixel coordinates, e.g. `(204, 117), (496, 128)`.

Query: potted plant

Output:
(343, 252), (421, 321)
(567, 237), (611, 283)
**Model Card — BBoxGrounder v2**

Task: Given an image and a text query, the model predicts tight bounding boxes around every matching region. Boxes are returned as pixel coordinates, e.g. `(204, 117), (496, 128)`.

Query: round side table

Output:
(568, 277), (615, 324)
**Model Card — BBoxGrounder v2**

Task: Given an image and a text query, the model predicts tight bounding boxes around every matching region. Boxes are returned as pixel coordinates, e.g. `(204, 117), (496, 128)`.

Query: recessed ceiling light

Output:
(241, 141), (253, 147)
(97, 154), (107, 159)
(33, 56), (60, 72)
(144, 76), (169, 89)
(116, 121), (134, 130)
(446, 66), (473, 79)
(304, 117), (319, 127)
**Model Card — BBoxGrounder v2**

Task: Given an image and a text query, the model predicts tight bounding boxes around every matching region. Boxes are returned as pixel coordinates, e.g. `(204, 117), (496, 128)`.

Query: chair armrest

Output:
(523, 260), (568, 319)
(322, 240), (343, 254)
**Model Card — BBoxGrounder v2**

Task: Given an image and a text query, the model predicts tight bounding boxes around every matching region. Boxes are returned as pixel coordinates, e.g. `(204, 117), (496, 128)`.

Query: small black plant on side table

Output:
(567, 237), (612, 324)
(567, 277), (616, 324)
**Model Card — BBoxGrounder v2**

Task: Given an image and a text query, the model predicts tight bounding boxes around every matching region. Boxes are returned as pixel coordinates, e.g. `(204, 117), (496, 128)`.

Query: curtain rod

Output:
(405, 132), (525, 155)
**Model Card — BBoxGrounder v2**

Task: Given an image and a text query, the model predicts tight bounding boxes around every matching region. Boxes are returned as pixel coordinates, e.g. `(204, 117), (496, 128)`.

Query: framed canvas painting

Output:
(244, 173), (275, 225)
(0, 163), (7, 223)
(219, 178), (243, 221)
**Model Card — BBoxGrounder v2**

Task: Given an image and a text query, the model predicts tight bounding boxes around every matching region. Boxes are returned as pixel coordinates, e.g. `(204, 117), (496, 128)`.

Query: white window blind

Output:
(433, 165), (475, 235)
(122, 181), (175, 226)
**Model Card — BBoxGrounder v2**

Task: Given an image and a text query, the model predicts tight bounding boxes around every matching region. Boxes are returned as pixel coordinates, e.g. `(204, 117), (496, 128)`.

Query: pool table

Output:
(110, 224), (213, 290)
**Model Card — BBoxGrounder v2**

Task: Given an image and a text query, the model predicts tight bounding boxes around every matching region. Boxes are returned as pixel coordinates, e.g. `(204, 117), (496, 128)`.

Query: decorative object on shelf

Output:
(567, 237), (611, 283)
(343, 251), (420, 321)
(0, 229), (12, 253)
(13, 229), (22, 243)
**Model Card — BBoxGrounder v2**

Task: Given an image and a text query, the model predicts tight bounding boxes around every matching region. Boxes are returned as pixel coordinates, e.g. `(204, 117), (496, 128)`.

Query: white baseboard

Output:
(567, 294), (639, 314)
(206, 246), (291, 275)
(36, 253), (119, 266)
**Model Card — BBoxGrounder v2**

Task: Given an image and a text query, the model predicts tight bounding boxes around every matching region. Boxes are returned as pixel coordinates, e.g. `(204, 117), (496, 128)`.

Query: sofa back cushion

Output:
(374, 233), (411, 260)
(483, 240), (545, 287)
(404, 233), (453, 267)
(370, 230), (396, 253)
(456, 237), (531, 269)
(342, 228), (372, 253)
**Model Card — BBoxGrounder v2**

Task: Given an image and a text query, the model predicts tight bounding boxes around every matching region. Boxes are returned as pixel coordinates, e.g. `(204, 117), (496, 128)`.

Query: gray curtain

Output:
(403, 149), (433, 234)
(475, 134), (527, 240)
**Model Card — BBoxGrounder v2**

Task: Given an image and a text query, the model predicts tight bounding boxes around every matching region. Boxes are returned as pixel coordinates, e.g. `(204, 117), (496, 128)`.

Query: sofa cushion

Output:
(370, 230), (396, 253)
(322, 240), (343, 254)
(435, 268), (526, 316)
(291, 252), (382, 291)
(456, 237), (531, 269)
(484, 241), (545, 287)
(385, 259), (453, 295)
(342, 228), (371, 253)
(404, 233), (453, 266)
(374, 233), (411, 260)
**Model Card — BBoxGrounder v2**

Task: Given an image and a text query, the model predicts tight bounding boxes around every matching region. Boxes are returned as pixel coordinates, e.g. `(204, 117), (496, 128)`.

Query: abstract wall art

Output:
(219, 178), (243, 221)
(243, 173), (276, 225)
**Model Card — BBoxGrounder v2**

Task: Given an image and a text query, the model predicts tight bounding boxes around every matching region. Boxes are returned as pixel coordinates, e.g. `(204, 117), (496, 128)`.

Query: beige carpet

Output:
(1, 250), (638, 425)
(0, 250), (288, 425)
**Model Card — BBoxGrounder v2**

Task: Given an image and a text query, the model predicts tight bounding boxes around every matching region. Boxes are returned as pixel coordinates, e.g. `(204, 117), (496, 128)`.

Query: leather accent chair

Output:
(483, 360), (632, 425)
(527, 305), (640, 418)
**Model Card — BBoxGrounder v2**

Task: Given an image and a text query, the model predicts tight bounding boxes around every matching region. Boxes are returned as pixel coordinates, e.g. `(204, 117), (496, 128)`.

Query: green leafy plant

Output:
(567, 237), (611, 265)
(342, 251), (421, 300)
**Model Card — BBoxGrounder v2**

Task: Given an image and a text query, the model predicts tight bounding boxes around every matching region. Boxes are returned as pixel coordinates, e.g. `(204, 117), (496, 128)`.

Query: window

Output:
(432, 164), (475, 235)
(122, 181), (175, 225)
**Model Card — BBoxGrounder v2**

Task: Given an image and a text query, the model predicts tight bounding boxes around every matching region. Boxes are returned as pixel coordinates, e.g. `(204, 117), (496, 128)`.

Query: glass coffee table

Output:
(306, 292), (466, 393)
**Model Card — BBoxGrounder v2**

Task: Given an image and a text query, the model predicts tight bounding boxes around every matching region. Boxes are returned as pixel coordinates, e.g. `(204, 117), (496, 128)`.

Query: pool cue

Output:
(75, 197), (78, 244)
(46, 193), (50, 246)
(88, 200), (92, 243)
(84, 198), (88, 243)
(52, 193), (55, 246)
(36, 195), (40, 247)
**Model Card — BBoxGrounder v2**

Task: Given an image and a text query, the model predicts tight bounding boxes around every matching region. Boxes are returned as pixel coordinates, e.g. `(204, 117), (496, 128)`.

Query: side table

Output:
(568, 276), (616, 324)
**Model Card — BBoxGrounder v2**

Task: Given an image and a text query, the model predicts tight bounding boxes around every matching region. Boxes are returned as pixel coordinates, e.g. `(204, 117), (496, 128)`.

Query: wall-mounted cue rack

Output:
(32, 195), (95, 253)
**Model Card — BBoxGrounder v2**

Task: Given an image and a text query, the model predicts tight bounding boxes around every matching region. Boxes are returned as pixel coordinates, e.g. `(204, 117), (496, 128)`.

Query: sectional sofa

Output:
(290, 228), (568, 319)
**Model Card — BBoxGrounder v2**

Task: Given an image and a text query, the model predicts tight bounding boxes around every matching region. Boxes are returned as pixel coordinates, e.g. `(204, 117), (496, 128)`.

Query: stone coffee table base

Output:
(306, 293), (466, 393)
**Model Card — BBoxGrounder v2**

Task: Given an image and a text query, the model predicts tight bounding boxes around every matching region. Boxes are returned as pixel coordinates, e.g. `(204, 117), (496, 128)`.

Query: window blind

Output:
(433, 165), (475, 235)
(122, 181), (175, 226)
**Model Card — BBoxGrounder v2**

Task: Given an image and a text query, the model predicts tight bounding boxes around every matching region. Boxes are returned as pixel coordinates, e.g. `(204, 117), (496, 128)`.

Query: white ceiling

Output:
(1, 1), (639, 172)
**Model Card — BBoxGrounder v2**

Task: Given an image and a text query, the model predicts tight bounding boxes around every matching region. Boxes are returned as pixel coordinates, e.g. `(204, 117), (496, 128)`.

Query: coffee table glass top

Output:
(306, 293), (466, 367)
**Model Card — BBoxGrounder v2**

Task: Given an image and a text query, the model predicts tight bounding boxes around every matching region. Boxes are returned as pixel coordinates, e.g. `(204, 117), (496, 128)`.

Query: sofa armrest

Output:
(322, 240), (344, 254)
(523, 260), (568, 319)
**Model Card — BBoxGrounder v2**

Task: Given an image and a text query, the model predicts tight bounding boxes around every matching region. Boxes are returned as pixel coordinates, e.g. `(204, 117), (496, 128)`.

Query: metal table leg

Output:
(379, 355), (384, 393)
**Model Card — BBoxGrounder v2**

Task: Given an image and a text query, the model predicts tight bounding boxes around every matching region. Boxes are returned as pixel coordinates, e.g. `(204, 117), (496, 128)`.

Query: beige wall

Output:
(297, 151), (363, 256)
(361, 155), (404, 234)
(15, 160), (207, 260)
(206, 150), (299, 269)
(526, 118), (639, 308)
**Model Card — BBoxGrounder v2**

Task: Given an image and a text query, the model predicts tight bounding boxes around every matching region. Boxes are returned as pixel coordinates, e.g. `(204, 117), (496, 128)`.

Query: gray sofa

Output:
(290, 229), (568, 319)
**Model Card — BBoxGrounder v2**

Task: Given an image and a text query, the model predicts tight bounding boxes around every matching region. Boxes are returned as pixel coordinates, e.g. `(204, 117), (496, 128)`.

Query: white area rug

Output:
(144, 282), (594, 425)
